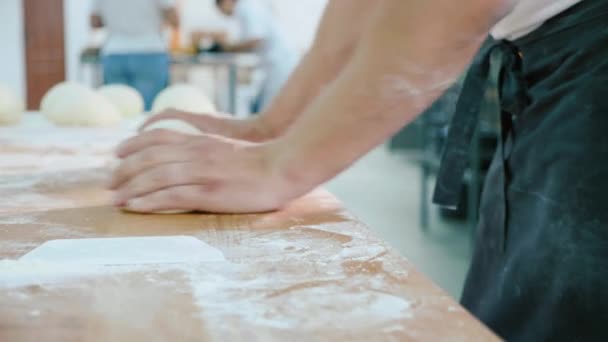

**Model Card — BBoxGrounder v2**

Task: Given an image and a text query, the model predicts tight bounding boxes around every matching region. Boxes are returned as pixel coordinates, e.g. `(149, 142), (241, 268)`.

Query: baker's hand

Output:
(108, 129), (291, 214)
(141, 109), (273, 142)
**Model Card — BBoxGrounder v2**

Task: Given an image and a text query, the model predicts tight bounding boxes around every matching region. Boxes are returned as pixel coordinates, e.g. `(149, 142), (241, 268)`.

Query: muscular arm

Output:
(273, 0), (512, 197)
(257, 1), (380, 138)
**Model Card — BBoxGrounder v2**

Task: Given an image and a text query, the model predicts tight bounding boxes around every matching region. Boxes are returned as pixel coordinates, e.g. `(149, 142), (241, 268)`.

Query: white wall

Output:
(0, 0), (96, 98)
(0, 0), (25, 99)
(64, 0), (95, 82)
(270, 0), (327, 53)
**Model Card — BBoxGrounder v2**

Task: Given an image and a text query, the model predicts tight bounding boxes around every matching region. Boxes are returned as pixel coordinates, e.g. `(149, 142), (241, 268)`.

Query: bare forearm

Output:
(257, 48), (350, 139)
(273, 0), (511, 197)
(257, 0), (380, 138)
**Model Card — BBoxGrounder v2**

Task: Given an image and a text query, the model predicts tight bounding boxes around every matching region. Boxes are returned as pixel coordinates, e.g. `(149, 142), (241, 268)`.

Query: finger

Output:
(115, 129), (190, 158)
(109, 144), (197, 190)
(113, 162), (215, 204)
(121, 185), (217, 213)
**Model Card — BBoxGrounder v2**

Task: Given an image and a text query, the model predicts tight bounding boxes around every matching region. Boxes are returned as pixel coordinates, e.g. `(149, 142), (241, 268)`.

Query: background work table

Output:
(0, 116), (499, 341)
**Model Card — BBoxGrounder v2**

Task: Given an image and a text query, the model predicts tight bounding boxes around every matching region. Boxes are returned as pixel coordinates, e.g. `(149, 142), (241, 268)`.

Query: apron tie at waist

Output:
(432, 40), (529, 210)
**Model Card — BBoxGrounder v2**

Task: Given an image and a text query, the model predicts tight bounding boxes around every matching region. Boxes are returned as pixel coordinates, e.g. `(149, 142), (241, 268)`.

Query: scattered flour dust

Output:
(0, 259), (169, 289)
(184, 260), (412, 334)
(0, 235), (413, 334)
(0, 259), (106, 288)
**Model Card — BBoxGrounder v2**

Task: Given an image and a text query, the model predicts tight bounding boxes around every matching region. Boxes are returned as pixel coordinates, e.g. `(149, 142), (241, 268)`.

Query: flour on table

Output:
(0, 260), (105, 289)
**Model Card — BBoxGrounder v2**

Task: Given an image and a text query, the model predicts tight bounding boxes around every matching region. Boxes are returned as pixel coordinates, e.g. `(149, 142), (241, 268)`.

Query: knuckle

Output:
(200, 180), (222, 193)
(167, 188), (189, 203)
(138, 150), (158, 165)
(115, 159), (135, 178)
(154, 129), (177, 143)
(159, 164), (181, 185)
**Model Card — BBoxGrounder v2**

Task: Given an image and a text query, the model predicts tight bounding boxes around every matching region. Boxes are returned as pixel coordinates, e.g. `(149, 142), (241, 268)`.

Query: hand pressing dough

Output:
(0, 85), (23, 125)
(151, 84), (216, 114)
(123, 84), (219, 214)
(121, 119), (203, 214)
(116, 120), (201, 214)
(41, 82), (123, 127)
(97, 84), (144, 118)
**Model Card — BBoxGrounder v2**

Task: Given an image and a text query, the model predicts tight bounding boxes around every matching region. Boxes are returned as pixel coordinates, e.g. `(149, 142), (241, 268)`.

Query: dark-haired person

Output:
(111, 1), (608, 340)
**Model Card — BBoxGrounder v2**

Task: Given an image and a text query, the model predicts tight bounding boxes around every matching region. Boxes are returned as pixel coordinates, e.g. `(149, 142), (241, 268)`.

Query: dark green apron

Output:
(434, 2), (608, 341)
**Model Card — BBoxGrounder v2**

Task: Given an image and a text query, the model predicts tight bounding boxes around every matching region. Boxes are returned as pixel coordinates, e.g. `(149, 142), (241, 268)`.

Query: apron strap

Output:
(432, 40), (528, 214)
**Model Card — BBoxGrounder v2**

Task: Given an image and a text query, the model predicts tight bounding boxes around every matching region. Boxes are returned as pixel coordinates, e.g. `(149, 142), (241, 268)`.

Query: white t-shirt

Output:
(92, 0), (175, 54)
(491, 0), (582, 40)
(235, 0), (295, 65)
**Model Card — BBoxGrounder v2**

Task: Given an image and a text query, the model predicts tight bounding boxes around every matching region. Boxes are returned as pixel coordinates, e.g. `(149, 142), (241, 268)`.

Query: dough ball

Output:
(144, 119), (202, 135)
(0, 85), (24, 125)
(40, 82), (91, 114)
(97, 84), (144, 118)
(151, 84), (216, 114)
(43, 88), (122, 127)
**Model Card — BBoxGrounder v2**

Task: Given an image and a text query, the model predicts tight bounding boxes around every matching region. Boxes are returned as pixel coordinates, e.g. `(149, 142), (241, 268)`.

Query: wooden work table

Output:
(0, 116), (500, 341)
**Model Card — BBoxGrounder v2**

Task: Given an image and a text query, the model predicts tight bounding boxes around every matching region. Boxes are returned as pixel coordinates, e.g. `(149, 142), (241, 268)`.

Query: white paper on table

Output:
(19, 236), (226, 265)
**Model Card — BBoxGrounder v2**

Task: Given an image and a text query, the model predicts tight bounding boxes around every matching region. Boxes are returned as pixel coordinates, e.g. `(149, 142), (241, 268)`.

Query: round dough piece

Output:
(43, 87), (122, 127)
(144, 119), (202, 135)
(41, 82), (91, 114)
(0, 85), (24, 125)
(97, 84), (144, 118)
(151, 84), (216, 114)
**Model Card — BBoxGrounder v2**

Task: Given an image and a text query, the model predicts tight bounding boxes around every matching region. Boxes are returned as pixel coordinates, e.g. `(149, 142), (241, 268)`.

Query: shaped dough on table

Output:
(143, 119), (202, 135)
(97, 84), (144, 118)
(0, 84), (23, 125)
(151, 84), (216, 114)
(41, 82), (123, 127)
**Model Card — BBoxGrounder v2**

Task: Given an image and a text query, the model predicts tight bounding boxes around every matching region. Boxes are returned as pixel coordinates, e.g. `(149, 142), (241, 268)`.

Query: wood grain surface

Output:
(0, 116), (500, 341)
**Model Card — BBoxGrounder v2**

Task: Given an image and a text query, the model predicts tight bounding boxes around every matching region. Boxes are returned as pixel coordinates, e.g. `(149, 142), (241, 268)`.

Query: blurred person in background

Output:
(213, 0), (297, 112)
(91, 0), (180, 110)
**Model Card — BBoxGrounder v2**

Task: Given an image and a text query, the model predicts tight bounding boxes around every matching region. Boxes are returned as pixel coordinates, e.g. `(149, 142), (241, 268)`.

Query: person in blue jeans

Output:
(90, 0), (179, 110)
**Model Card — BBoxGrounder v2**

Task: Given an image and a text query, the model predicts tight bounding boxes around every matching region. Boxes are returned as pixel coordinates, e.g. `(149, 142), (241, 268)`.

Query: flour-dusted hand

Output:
(108, 129), (292, 214)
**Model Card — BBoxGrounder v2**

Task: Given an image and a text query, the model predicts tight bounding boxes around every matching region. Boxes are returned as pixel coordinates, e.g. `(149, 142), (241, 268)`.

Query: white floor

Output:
(325, 146), (473, 299)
